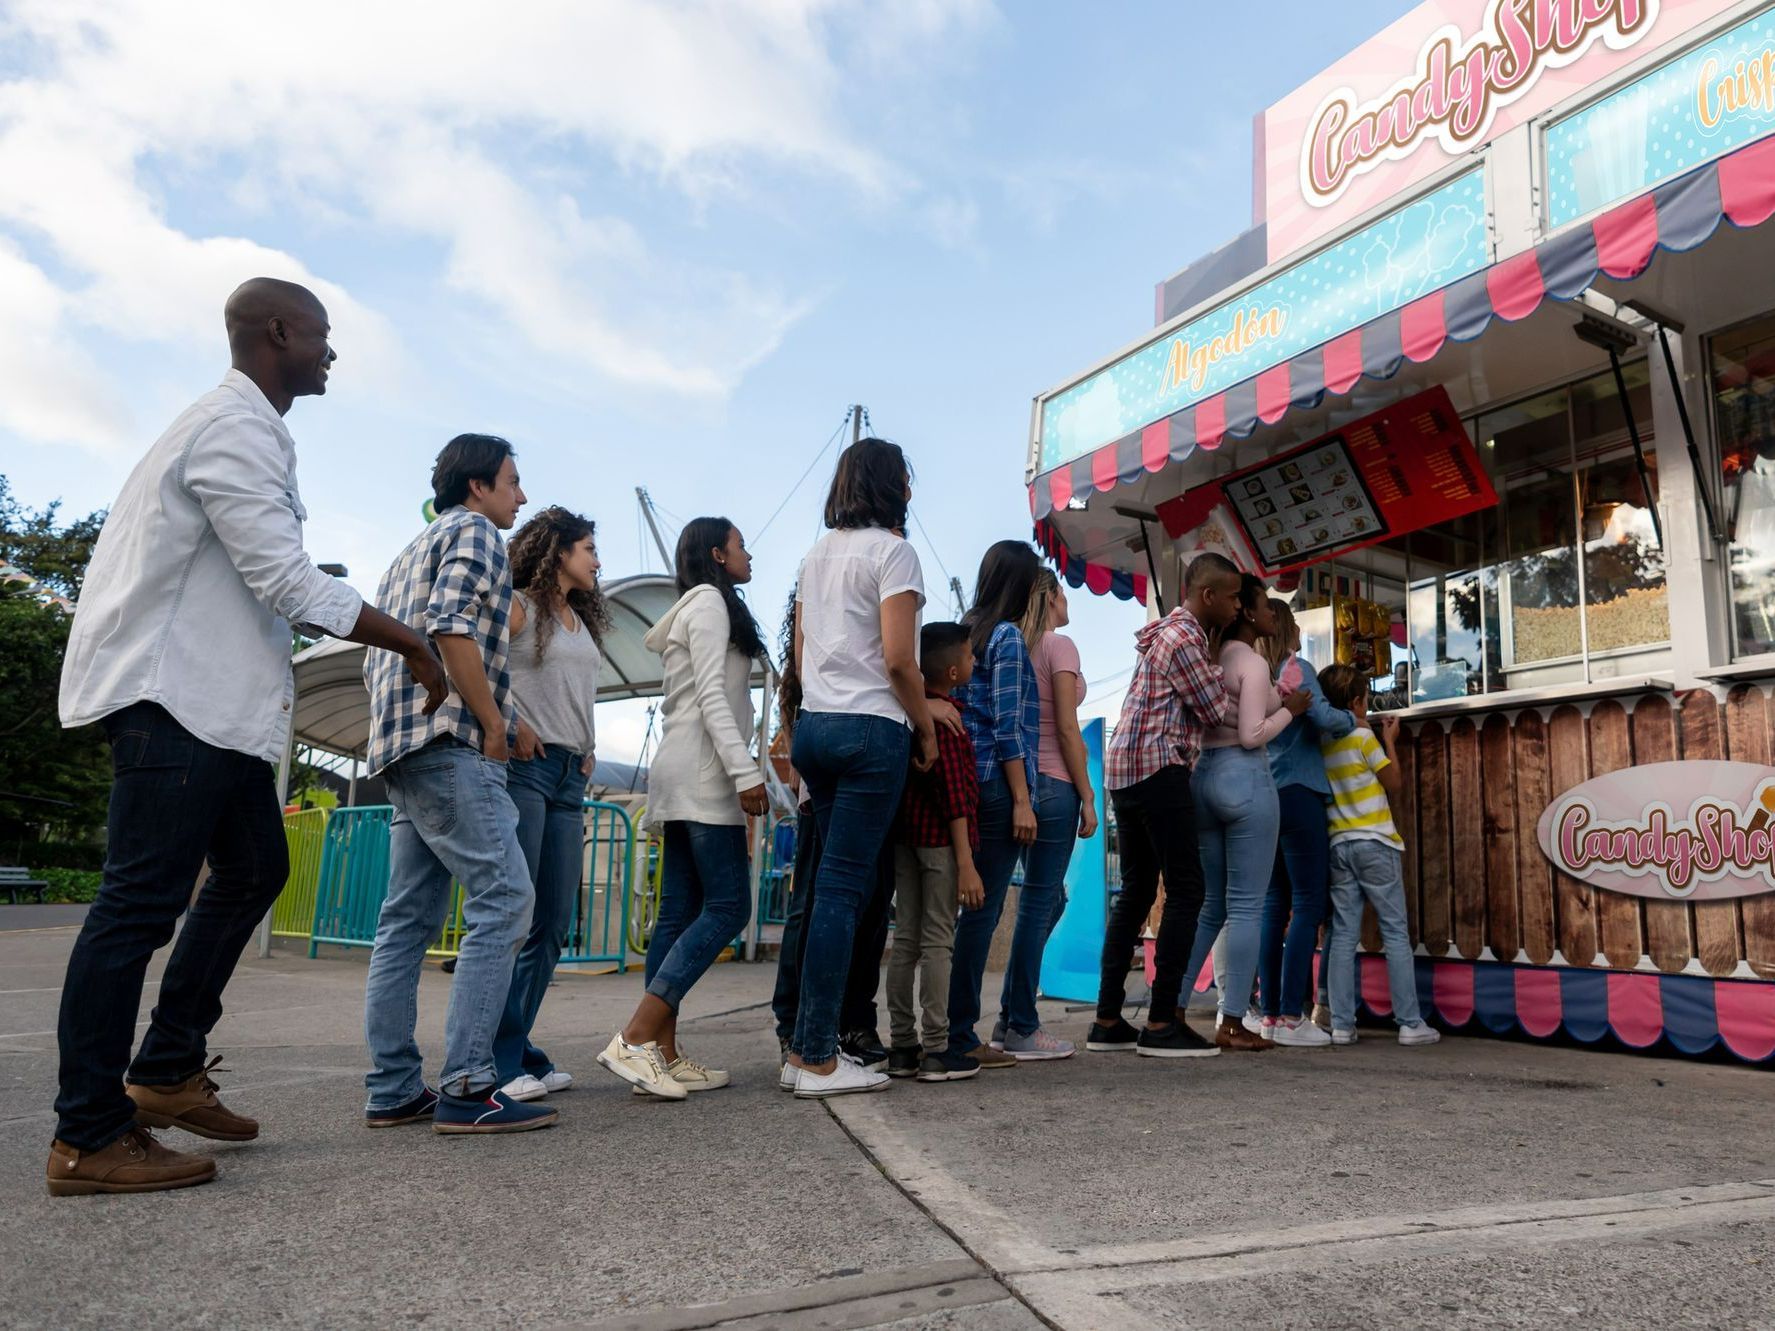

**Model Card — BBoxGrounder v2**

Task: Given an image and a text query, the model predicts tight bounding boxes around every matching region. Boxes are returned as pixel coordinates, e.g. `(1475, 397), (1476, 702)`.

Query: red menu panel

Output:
(1160, 386), (1498, 577)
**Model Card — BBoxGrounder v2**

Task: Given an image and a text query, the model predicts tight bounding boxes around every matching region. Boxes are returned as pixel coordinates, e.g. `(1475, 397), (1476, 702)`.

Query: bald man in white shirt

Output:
(48, 278), (445, 1197)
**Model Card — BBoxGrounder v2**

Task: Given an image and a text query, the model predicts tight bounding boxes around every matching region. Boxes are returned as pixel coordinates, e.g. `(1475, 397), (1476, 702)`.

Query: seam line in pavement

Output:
(549, 1259), (989, 1330)
(820, 1095), (1068, 1331)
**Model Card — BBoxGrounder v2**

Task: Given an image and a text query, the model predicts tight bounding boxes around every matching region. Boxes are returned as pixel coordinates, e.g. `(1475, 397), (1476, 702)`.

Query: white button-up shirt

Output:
(59, 370), (363, 766)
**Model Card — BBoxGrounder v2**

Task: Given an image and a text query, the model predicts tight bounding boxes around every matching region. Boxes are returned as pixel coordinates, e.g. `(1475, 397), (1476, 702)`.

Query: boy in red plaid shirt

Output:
(888, 623), (988, 1084)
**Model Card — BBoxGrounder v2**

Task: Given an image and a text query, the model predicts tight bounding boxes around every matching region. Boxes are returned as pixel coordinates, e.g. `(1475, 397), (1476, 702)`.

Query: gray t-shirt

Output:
(507, 591), (601, 757)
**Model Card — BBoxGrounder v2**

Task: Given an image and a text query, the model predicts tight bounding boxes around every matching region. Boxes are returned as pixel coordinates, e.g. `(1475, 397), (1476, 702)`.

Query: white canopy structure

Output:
(289, 573), (766, 760)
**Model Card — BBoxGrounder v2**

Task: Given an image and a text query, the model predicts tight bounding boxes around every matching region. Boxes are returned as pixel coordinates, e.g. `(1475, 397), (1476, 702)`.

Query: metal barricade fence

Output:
(308, 806), (396, 956)
(271, 808), (330, 939)
(305, 801), (633, 966)
(561, 801), (633, 970)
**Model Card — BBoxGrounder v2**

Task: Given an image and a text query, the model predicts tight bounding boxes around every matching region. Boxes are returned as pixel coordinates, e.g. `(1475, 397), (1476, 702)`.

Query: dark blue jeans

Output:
(997, 775), (1080, 1036)
(643, 821), (752, 1010)
(771, 812), (895, 1042)
(56, 703), (289, 1150)
(947, 775), (1026, 1053)
(790, 711), (911, 1063)
(492, 748), (588, 1083)
(1258, 783), (1332, 1020)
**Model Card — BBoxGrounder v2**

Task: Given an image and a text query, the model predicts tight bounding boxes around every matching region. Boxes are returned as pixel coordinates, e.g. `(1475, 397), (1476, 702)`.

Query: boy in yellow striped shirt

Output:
(1316, 666), (1439, 1048)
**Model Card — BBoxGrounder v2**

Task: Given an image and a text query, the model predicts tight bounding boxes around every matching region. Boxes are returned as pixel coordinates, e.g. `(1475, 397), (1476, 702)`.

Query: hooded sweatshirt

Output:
(643, 583), (764, 827)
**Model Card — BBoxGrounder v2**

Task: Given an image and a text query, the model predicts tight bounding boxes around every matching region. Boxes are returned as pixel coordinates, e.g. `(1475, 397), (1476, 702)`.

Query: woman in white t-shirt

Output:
(782, 438), (937, 1100)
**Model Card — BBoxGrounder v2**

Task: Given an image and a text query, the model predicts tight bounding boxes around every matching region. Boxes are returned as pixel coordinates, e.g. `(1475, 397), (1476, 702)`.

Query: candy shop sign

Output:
(1304, 0), (1660, 206)
(1536, 761), (1775, 900)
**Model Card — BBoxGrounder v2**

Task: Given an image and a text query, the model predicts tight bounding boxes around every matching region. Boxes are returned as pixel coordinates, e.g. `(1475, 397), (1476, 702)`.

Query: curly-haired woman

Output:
(492, 506), (609, 1103)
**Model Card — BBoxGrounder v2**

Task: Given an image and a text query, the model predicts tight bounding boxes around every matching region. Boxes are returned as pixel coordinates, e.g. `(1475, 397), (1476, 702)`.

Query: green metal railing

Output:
(271, 808), (330, 938)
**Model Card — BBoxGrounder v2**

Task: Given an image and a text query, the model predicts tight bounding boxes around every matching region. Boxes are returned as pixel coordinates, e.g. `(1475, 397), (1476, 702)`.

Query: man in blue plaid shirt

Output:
(360, 434), (557, 1136)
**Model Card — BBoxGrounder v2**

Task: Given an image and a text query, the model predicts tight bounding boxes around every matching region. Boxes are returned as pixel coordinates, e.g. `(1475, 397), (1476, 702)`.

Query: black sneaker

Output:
(364, 1085), (439, 1129)
(1135, 1021), (1221, 1059)
(917, 1049), (981, 1082)
(886, 1046), (922, 1078)
(839, 1030), (889, 1071)
(1085, 1016), (1141, 1052)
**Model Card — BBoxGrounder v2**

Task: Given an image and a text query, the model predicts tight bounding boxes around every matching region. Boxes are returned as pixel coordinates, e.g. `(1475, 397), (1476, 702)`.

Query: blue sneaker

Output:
(365, 1086), (439, 1129)
(433, 1089), (558, 1135)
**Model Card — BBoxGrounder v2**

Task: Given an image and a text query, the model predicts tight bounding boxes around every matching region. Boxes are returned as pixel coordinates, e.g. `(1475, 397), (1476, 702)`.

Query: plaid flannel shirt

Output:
(898, 693), (981, 850)
(364, 507), (516, 776)
(956, 621), (1040, 790)
(1104, 607), (1230, 791)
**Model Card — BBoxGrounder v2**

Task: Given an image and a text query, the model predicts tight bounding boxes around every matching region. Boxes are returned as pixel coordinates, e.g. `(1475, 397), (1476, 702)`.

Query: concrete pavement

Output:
(1, 917), (1772, 1330)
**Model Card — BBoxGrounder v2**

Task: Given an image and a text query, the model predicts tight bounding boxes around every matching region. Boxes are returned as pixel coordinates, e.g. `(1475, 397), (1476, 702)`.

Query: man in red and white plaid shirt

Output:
(1089, 552), (1243, 1060)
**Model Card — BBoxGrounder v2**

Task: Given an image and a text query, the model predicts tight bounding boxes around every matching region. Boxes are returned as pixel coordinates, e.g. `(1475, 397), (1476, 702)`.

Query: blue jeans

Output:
(946, 775), (1026, 1053)
(1327, 839), (1421, 1030)
(771, 813), (896, 1042)
(1184, 746), (1280, 1022)
(997, 775), (1079, 1036)
(365, 739), (535, 1107)
(644, 821), (752, 1010)
(1258, 784), (1331, 1020)
(55, 703), (289, 1151)
(492, 748), (588, 1082)
(790, 712), (911, 1063)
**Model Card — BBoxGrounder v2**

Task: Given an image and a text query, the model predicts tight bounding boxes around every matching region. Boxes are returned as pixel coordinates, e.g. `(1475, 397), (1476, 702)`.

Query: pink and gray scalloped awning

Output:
(1028, 134), (1775, 595)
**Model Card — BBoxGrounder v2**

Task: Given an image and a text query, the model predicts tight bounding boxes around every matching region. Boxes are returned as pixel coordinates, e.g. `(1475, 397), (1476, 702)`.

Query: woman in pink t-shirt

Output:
(988, 570), (1099, 1060)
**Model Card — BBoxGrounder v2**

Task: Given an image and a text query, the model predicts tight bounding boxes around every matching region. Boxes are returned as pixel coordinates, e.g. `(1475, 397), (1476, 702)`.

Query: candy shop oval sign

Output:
(1536, 761), (1775, 901)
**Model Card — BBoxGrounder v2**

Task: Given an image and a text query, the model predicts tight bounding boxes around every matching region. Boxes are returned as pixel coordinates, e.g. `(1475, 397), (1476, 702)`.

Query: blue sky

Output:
(1, 0), (1418, 761)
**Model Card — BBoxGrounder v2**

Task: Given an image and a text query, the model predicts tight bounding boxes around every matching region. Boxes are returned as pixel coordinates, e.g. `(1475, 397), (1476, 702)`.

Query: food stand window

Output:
(1295, 365), (1668, 708)
(1710, 313), (1775, 660)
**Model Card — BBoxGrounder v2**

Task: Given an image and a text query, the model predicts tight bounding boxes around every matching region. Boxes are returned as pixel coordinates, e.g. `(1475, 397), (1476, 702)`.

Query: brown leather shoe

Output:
(47, 1127), (217, 1196)
(1215, 1019), (1276, 1052)
(126, 1056), (259, 1141)
(964, 1043), (1018, 1069)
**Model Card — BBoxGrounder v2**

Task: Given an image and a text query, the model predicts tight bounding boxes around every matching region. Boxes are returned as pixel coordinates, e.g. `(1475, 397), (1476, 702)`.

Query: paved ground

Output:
(2, 918), (1773, 1330)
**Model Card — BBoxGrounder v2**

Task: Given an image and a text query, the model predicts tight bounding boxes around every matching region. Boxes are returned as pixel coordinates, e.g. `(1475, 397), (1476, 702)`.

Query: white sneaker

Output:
(1398, 1022), (1442, 1046)
(596, 1032), (688, 1100)
(500, 1074), (548, 1102)
(1272, 1018), (1332, 1048)
(1331, 1027), (1359, 1045)
(633, 1055), (730, 1094)
(779, 1061), (798, 1093)
(1240, 1009), (1264, 1035)
(793, 1058), (890, 1099)
(539, 1070), (573, 1093)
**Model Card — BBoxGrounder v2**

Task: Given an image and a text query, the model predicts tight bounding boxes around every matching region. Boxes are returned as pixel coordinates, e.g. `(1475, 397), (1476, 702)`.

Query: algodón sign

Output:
(1303, 0), (1660, 207)
(1535, 760), (1775, 900)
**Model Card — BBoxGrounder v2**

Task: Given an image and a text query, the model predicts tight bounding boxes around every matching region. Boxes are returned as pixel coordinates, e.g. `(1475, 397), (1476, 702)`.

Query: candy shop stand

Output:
(1028, 0), (1775, 1061)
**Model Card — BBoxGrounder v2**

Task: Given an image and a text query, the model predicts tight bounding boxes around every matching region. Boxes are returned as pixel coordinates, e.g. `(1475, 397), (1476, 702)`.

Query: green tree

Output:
(0, 476), (111, 858)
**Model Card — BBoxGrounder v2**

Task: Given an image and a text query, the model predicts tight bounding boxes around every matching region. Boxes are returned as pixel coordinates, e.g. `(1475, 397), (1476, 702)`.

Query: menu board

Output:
(1165, 386), (1499, 577)
(1225, 435), (1384, 570)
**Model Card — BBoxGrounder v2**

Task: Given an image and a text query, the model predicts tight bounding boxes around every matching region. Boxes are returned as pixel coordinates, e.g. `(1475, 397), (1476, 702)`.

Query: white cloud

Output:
(0, 0), (988, 450)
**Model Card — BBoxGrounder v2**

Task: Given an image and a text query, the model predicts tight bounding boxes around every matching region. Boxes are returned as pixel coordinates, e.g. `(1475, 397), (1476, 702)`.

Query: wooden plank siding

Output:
(1587, 702), (1644, 970)
(1548, 707), (1596, 965)
(1447, 719), (1486, 960)
(1416, 724), (1452, 957)
(1513, 710), (1558, 965)
(1681, 691), (1744, 976)
(1479, 713), (1520, 960)
(1725, 686), (1775, 979)
(1630, 695), (1695, 973)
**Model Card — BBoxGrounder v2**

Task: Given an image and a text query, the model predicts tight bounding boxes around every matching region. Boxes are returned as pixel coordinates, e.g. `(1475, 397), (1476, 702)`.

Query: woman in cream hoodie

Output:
(598, 517), (768, 1099)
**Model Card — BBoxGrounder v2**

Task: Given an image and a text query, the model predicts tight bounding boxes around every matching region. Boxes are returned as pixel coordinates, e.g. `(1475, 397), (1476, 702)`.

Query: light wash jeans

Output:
(997, 775), (1080, 1036)
(493, 747), (588, 1083)
(364, 739), (535, 1107)
(1183, 746), (1280, 1022)
(1326, 838), (1422, 1031)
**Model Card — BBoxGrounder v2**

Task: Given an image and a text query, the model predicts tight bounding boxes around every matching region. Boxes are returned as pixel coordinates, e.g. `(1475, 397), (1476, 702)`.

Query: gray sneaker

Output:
(1002, 1027), (1075, 1061)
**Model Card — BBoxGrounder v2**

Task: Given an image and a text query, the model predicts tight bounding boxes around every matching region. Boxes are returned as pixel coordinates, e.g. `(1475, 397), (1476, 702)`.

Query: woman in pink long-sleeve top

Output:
(1180, 574), (1310, 1050)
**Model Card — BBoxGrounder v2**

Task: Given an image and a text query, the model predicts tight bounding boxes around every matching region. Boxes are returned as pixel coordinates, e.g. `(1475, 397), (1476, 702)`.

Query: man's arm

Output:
(436, 636), (508, 762)
(1168, 627), (1231, 727)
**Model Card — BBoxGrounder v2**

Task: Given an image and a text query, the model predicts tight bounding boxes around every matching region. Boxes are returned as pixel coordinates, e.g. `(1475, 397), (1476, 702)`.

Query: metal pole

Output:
(1653, 325), (1723, 547)
(346, 756), (359, 808)
(257, 706), (298, 958)
(1138, 522), (1166, 614)
(745, 663), (775, 962)
(1607, 345), (1664, 550)
(635, 486), (674, 569)
(851, 404), (863, 444)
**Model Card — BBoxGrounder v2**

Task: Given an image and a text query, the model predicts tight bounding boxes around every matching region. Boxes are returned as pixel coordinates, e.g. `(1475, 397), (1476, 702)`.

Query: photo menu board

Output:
(1174, 386), (1498, 577)
(1226, 435), (1384, 570)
